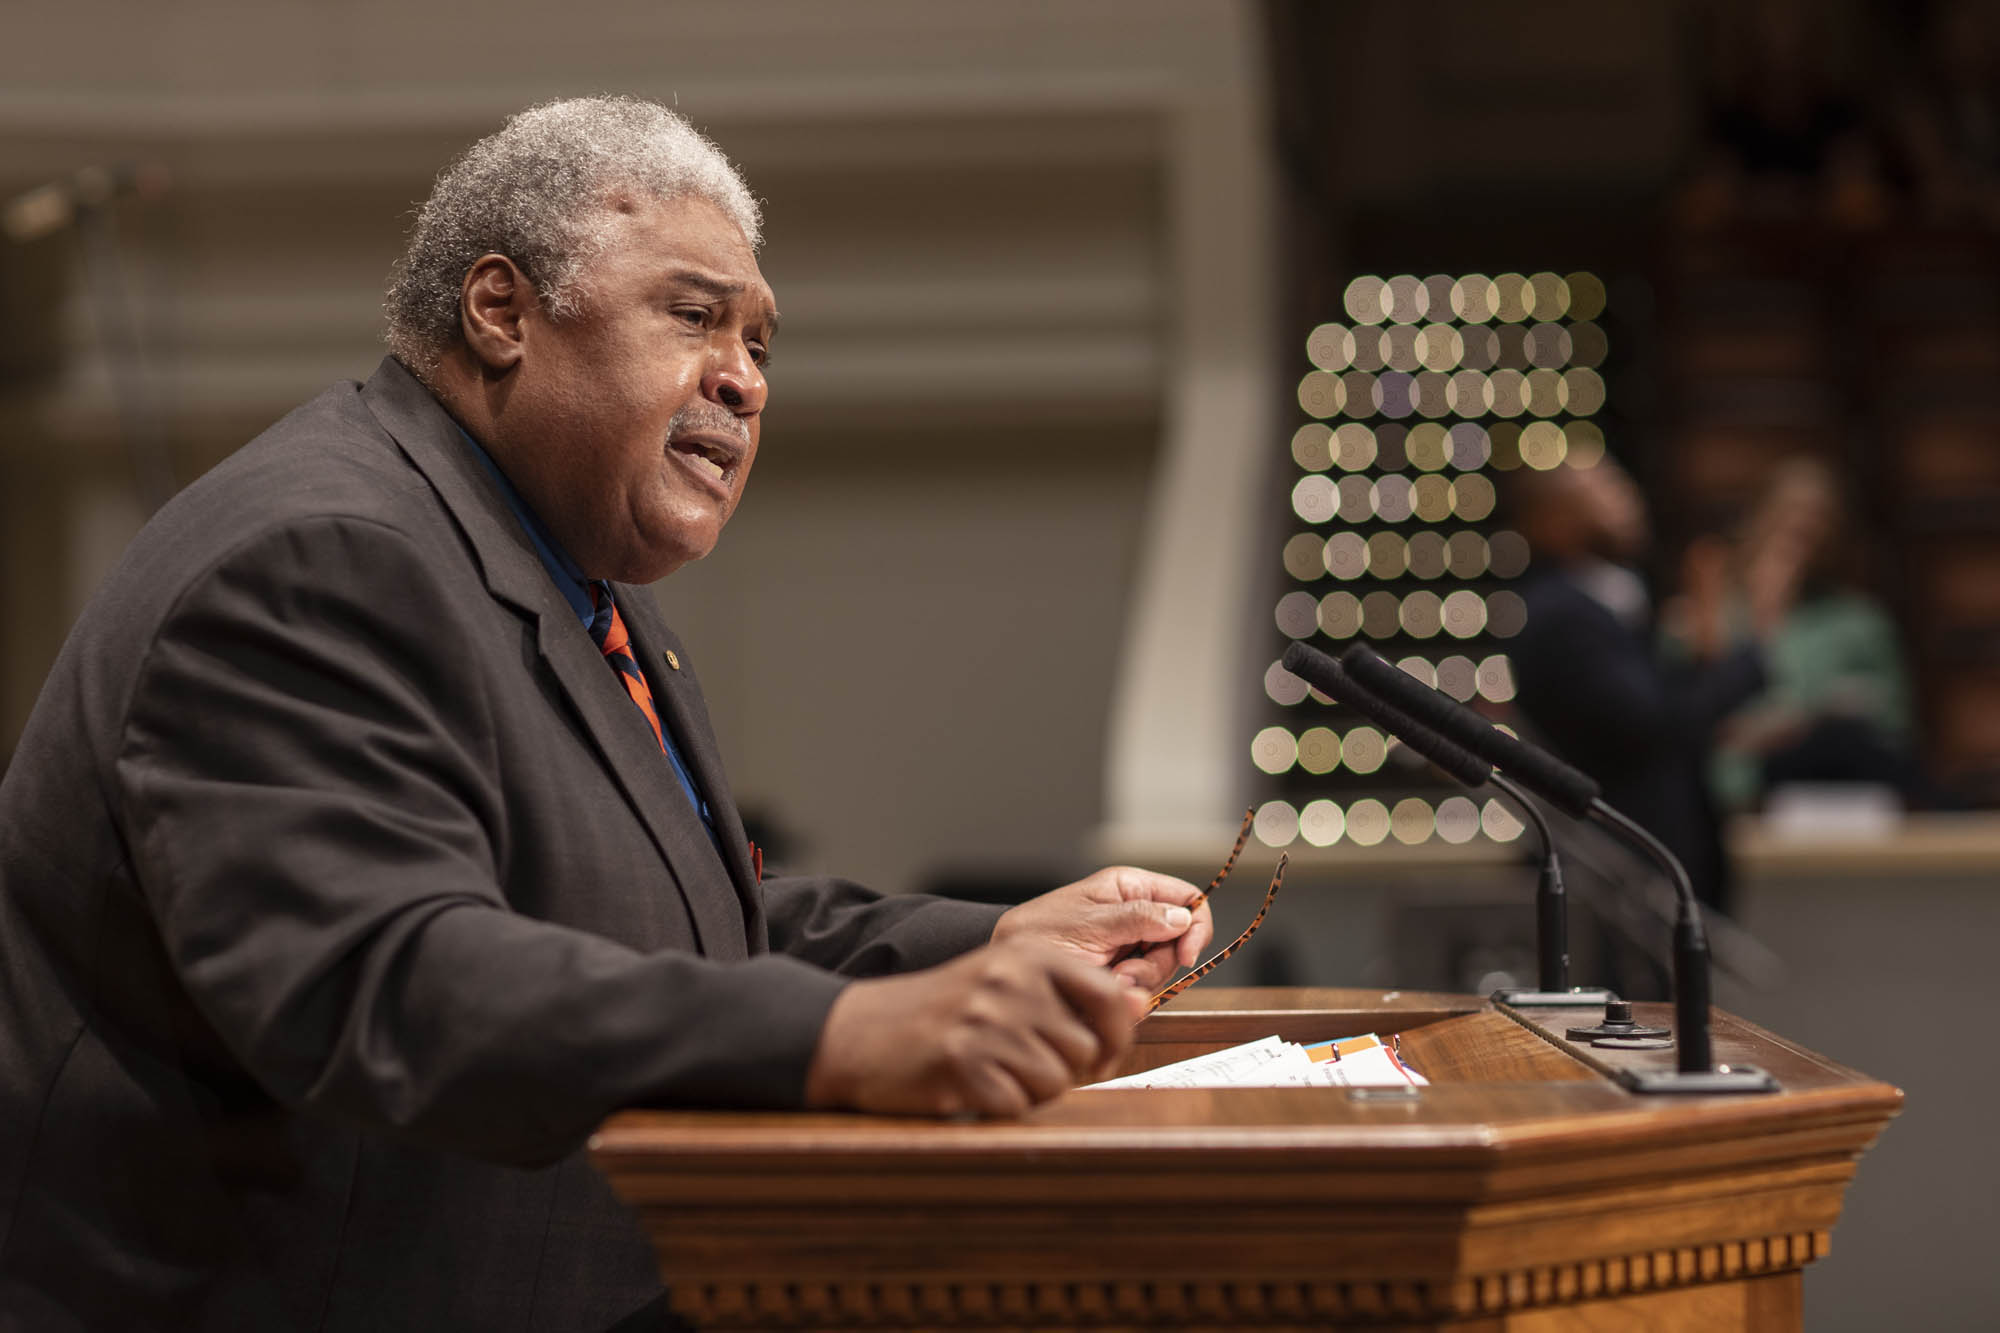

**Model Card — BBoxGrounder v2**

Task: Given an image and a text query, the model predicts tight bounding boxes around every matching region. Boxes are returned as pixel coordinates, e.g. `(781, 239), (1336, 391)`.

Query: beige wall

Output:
(0, 0), (1269, 894)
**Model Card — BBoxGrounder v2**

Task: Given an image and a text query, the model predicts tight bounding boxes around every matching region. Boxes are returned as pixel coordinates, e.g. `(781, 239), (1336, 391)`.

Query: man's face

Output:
(494, 193), (777, 583)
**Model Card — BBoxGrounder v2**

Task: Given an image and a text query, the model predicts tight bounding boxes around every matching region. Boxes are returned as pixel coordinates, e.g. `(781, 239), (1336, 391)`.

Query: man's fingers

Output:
(1046, 958), (1139, 1073)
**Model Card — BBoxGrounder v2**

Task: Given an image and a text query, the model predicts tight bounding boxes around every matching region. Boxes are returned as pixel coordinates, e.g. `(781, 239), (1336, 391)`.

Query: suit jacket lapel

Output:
(355, 358), (749, 961)
(613, 586), (768, 951)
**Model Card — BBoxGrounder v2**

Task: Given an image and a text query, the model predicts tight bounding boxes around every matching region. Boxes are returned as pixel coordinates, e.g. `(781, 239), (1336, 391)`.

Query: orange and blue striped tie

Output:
(587, 585), (665, 751)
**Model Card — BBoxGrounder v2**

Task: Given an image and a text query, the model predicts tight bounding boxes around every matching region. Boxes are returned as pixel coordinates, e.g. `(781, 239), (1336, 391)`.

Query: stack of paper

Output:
(1082, 1033), (1428, 1090)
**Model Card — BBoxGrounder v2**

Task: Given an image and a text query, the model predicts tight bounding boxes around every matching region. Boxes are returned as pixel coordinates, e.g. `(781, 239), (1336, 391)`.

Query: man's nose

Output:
(708, 345), (766, 414)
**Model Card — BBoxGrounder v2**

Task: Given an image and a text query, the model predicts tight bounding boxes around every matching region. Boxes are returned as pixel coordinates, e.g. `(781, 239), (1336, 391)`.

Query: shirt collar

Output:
(456, 426), (599, 630)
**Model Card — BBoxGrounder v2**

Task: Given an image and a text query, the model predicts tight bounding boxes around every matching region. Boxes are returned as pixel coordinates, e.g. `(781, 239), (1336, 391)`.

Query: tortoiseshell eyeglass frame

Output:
(1147, 809), (1288, 1014)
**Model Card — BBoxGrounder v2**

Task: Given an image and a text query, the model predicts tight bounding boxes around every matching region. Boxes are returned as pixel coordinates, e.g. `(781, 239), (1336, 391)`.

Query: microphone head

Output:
(1338, 642), (1600, 817)
(1278, 641), (1492, 790)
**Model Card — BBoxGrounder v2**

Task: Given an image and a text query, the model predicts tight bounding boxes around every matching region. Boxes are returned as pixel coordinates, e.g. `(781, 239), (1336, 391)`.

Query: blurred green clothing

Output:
(1712, 590), (1913, 808)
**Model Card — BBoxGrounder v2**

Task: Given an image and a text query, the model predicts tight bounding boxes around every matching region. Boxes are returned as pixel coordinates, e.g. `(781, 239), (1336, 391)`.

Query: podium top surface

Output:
(590, 988), (1901, 1168)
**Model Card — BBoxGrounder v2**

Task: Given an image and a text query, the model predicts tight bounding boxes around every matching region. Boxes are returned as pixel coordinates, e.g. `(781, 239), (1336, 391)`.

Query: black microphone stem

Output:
(1587, 798), (1712, 1074)
(1488, 773), (1568, 995)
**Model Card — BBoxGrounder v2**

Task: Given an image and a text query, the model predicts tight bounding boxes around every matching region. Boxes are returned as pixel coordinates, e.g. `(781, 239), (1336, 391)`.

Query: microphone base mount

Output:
(1618, 1064), (1779, 1095)
(1492, 986), (1616, 1008)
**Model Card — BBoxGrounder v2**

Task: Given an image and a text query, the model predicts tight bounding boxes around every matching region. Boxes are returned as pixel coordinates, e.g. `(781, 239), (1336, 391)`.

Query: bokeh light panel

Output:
(1259, 270), (1609, 847)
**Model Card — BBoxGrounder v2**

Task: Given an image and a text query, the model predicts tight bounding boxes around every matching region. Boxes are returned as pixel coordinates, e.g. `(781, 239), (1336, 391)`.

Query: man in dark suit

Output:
(1503, 459), (1768, 915)
(0, 97), (1210, 1331)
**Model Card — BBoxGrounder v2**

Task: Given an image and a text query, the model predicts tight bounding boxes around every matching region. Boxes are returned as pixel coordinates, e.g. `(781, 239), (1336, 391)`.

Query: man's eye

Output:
(674, 307), (708, 328)
(748, 342), (770, 367)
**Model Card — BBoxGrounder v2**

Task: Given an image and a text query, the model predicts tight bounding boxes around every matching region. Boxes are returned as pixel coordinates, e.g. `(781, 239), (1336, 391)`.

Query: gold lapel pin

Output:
(664, 649), (681, 671)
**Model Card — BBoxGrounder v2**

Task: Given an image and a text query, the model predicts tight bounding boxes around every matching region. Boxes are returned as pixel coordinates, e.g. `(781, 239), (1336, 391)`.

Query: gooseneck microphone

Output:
(1280, 643), (1607, 1005)
(1337, 644), (1775, 1093)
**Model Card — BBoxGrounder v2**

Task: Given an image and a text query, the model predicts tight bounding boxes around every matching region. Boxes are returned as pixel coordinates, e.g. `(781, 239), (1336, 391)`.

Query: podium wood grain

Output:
(590, 988), (1899, 1330)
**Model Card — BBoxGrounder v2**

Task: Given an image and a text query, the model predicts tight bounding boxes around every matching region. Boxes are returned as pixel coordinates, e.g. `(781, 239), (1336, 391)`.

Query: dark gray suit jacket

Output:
(0, 359), (1003, 1331)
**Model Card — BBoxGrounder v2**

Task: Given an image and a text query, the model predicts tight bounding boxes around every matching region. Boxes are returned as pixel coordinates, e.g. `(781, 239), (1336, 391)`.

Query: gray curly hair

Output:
(384, 95), (762, 376)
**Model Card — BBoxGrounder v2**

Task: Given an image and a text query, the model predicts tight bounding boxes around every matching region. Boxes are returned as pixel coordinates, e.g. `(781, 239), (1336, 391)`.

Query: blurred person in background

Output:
(0, 96), (1212, 1332)
(1501, 458), (1805, 916)
(1699, 456), (1921, 810)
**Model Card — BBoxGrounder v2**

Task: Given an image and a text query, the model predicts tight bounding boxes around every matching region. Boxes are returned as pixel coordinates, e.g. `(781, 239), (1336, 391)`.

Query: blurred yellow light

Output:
(1291, 474), (1337, 523)
(1564, 271), (1607, 321)
(1441, 589), (1487, 639)
(1306, 322), (1355, 371)
(1337, 475), (1376, 523)
(1276, 590), (1319, 638)
(1385, 274), (1426, 324)
(1450, 473), (1497, 521)
(1251, 725), (1298, 775)
(1448, 422), (1491, 470)
(1299, 798), (1345, 847)
(1371, 475), (1414, 524)
(1323, 531), (1368, 580)
(1476, 654), (1517, 703)
(1559, 367), (1606, 416)
(1298, 726), (1343, 775)
(1416, 323), (1463, 371)
(1519, 420), (1567, 470)
(1367, 531), (1409, 576)
(1410, 473), (1454, 523)
(1345, 797), (1391, 846)
(1265, 657), (1310, 705)
(1360, 590), (1401, 639)
(1481, 798), (1525, 842)
(1492, 273), (1531, 323)
(1568, 321), (1608, 368)
(1445, 530), (1489, 578)
(1344, 275), (1388, 325)
(1333, 422), (1379, 470)
(1283, 532), (1327, 581)
(1298, 370), (1343, 419)
(1412, 371), (1452, 418)
(1318, 590), (1364, 638)
(1255, 800), (1301, 848)
(1291, 422), (1334, 471)
(1435, 795), (1481, 844)
(1437, 654), (1477, 701)
(1459, 325), (1499, 370)
(1406, 530), (1449, 579)
(1395, 655), (1438, 687)
(1488, 529), (1530, 577)
(1400, 590), (1443, 638)
(1486, 368), (1526, 417)
(1338, 369), (1378, 415)
(1450, 274), (1496, 323)
(1527, 272), (1570, 319)
(1487, 589), (1527, 638)
(1523, 369), (1564, 418)
(1446, 370), (1491, 416)
(1525, 322), (1572, 368)
(1405, 422), (1450, 471)
(1391, 797), (1436, 845)
(1421, 274), (1456, 321)
(1383, 324), (1421, 371)
(1343, 729), (1388, 776)
(1376, 373), (1416, 420)
(1563, 420), (1607, 468)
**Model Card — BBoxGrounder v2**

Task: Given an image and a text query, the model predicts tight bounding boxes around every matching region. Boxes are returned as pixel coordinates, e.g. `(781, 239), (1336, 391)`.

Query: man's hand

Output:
(990, 866), (1213, 992)
(804, 941), (1146, 1116)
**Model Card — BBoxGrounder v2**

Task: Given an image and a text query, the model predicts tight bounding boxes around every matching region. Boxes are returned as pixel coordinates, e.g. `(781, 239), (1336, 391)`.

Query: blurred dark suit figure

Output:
(1503, 461), (1782, 917)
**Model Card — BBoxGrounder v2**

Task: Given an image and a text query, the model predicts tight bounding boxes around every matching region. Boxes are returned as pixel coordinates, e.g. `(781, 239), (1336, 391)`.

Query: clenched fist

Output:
(804, 940), (1146, 1117)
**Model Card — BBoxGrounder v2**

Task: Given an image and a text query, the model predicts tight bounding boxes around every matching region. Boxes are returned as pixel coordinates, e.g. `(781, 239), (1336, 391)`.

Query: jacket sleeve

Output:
(115, 516), (848, 1167)
(759, 875), (1005, 978)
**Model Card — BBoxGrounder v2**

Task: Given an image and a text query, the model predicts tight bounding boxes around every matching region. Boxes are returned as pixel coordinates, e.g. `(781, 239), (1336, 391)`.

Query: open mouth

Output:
(669, 436), (739, 487)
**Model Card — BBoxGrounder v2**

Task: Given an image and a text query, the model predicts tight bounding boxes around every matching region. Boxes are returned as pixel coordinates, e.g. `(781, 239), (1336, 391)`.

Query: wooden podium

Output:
(590, 989), (1900, 1330)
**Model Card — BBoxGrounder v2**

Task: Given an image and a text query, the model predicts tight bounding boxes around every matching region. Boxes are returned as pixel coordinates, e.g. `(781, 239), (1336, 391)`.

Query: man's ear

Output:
(459, 255), (534, 372)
